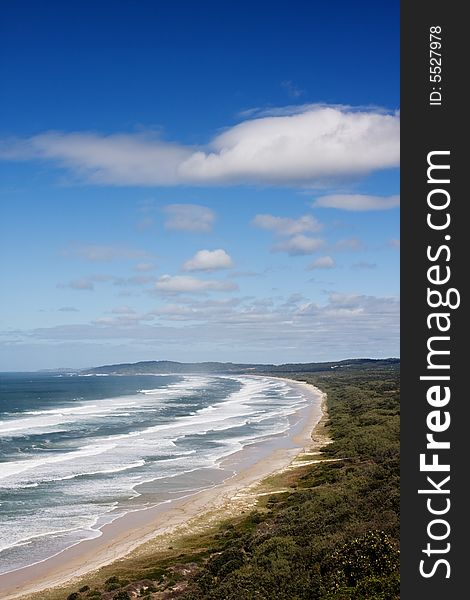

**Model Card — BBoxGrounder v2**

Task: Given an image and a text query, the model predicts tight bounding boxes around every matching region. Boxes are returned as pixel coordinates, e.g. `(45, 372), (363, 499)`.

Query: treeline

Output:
(84, 357), (399, 375)
(64, 364), (400, 600)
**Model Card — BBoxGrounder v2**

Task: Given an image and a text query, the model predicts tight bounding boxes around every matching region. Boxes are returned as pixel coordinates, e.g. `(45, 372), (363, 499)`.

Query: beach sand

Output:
(0, 377), (327, 600)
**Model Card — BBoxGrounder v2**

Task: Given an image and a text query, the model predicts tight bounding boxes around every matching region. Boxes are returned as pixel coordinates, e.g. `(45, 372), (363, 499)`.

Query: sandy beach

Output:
(0, 377), (326, 600)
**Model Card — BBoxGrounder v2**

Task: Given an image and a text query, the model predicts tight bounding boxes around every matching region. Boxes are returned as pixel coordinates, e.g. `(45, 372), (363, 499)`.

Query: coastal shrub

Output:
(142, 567), (165, 582)
(247, 510), (263, 524)
(354, 573), (400, 599)
(104, 575), (122, 591)
(217, 558), (246, 578)
(207, 548), (246, 576)
(66, 594), (80, 600)
(323, 573), (400, 600)
(79, 585), (90, 592)
(322, 530), (399, 589)
(112, 592), (130, 600)
(86, 591), (102, 598)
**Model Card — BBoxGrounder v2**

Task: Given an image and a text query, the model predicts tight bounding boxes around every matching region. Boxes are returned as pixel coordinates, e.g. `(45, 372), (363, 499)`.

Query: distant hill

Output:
(83, 357), (399, 375)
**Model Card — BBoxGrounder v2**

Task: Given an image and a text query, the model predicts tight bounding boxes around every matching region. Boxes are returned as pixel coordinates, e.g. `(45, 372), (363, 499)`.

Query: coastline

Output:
(0, 377), (327, 600)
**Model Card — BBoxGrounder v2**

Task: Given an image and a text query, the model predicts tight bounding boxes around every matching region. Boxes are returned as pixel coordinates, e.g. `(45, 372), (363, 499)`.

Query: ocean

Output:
(0, 372), (312, 575)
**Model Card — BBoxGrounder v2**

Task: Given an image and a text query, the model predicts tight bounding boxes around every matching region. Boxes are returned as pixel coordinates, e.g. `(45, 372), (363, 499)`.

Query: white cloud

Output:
(352, 261), (377, 270)
(134, 262), (157, 272)
(58, 274), (157, 291)
(163, 204), (215, 233)
(312, 194), (400, 211)
(178, 107), (399, 185)
(19, 291), (399, 366)
(151, 304), (199, 320)
(334, 237), (365, 252)
(93, 312), (155, 326)
(228, 270), (262, 278)
(111, 306), (136, 314)
(308, 255), (336, 270)
(150, 298), (243, 322)
(112, 275), (157, 286)
(58, 278), (95, 291)
(389, 238), (400, 249)
(183, 249), (234, 272)
(154, 275), (238, 294)
(1, 106), (399, 186)
(252, 214), (322, 235)
(239, 103), (393, 119)
(272, 235), (325, 256)
(62, 243), (150, 262)
(2, 131), (192, 185)
(253, 214), (324, 258)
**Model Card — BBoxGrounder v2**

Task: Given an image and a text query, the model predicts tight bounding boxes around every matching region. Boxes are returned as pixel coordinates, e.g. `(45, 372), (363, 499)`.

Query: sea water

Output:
(0, 372), (310, 574)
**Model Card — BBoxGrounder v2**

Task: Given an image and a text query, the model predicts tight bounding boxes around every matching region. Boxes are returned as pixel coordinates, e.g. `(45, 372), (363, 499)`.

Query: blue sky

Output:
(0, 1), (400, 370)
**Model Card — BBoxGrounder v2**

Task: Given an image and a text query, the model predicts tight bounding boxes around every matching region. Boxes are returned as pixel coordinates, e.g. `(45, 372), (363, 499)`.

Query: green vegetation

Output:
(58, 363), (399, 600)
(84, 357), (399, 376)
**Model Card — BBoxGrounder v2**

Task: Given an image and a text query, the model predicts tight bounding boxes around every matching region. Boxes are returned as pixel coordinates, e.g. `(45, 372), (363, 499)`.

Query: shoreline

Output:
(0, 376), (326, 600)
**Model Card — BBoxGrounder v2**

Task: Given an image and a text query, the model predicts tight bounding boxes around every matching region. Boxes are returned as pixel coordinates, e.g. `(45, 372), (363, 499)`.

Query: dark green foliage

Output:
(78, 586), (90, 593)
(323, 573), (400, 600)
(104, 576), (121, 591)
(112, 592), (130, 600)
(207, 548), (246, 576)
(322, 531), (399, 589)
(66, 594), (80, 600)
